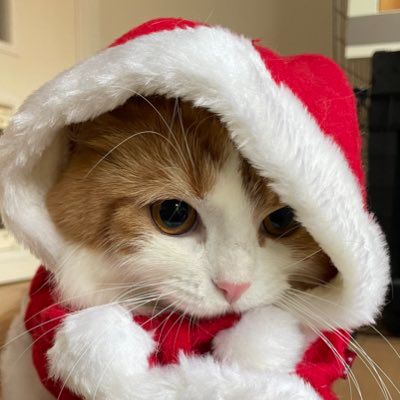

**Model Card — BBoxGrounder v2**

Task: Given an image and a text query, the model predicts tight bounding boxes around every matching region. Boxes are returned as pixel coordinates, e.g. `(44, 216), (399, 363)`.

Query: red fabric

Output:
(134, 313), (240, 366)
(297, 331), (356, 400)
(254, 45), (364, 198)
(25, 267), (354, 400)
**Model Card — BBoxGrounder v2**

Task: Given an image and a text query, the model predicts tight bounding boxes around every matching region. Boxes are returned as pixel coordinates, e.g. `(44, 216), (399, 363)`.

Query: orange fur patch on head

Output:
(47, 97), (231, 251)
(47, 96), (331, 287)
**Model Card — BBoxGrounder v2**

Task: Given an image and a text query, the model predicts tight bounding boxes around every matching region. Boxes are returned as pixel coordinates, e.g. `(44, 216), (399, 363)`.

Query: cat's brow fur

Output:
(47, 96), (333, 299)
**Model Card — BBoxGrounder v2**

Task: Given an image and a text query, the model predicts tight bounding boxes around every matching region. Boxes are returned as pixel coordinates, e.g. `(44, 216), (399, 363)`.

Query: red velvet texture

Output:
(25, 267), (354, 400)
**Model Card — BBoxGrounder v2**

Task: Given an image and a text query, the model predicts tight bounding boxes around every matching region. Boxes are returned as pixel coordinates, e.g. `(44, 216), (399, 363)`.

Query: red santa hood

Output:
(0, 18), (390, 331)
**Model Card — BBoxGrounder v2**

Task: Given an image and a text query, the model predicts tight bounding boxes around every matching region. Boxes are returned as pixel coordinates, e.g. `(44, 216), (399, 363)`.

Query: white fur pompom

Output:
(213, 305), (306, 372)
(47, 304), (155, 398)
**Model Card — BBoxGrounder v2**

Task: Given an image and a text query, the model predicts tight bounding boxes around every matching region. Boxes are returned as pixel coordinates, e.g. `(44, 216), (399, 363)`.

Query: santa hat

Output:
(0, 18), (390, 330)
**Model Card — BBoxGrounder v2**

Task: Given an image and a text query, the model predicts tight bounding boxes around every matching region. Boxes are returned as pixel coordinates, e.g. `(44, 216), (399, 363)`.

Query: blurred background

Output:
(0, 0), (399, 398)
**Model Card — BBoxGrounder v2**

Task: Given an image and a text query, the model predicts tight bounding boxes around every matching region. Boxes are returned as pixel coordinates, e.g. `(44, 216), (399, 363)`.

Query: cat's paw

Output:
(213, 305), (306, 372)
(47, 304), (155, 398)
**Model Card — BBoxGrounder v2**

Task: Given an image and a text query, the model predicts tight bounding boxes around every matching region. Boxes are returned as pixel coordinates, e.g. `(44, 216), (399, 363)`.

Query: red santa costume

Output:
(0, 18), (390, 400)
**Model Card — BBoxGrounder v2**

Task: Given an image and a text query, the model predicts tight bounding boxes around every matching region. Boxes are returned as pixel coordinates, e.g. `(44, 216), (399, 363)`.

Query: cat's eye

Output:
(151, 200), (197, 235)
(262, 206), (299, 237)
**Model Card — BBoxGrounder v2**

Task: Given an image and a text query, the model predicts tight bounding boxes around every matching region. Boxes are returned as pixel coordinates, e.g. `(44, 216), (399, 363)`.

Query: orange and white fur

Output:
(1, 97), (334, 399)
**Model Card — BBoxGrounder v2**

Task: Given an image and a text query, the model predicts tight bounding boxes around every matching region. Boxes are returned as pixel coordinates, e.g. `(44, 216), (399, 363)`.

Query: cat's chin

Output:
(165, 297), (277, 319)
(178, 304), (235, 319)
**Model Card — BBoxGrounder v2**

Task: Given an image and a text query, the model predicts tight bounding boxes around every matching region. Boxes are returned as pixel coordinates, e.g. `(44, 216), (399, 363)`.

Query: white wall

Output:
(0, 0), (78, 283)
(3, 0), (333, 108)
(0, 0), (77, 109)
(93, 0), (333, 57)
(348, 0), (379, 17)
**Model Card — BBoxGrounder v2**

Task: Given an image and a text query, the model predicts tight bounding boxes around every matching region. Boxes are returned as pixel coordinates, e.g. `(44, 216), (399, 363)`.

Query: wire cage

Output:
(333, 0), (400, 336)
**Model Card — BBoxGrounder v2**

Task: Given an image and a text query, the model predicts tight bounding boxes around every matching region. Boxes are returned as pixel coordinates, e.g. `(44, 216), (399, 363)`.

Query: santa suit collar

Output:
(25, 267), (355, 400)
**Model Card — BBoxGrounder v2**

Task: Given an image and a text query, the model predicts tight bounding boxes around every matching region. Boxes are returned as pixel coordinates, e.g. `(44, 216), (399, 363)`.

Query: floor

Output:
(0, 282), (399, 399)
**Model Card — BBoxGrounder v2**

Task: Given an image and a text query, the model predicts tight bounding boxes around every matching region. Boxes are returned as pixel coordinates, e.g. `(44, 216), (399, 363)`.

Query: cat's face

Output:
(47, 97), (332, 317)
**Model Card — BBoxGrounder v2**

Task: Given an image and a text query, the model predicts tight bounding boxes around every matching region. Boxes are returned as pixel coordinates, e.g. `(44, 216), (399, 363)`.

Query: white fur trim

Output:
(142, 354), (321, 400)
(45, 304), (319, 400)
(2, 305), (320, 399)
(47, 304), (155, 398)
(0, 25), (389, 330)
(212, 306), (306, 373)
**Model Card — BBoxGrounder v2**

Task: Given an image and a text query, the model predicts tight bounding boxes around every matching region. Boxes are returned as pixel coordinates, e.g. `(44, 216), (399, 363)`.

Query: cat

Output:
(0, 17), (391, 399)
(47, 95), (333, 312)
(1, 96), (334, 400)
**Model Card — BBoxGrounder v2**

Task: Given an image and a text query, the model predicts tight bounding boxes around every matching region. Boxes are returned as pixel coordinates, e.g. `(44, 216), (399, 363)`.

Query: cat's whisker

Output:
(11, 277), (172, 346)
(29, 242), (87, 297)
(142, 299), (182, 326)
(111, 281), (169, 301)
(157, 301), (187, 349)
(280, 297), (367, 400)
(56, 334), (93, 400)
(106, 88), (193, 171)
(275, 223), (304, 240)
(176, 100), (196, 175)
(172, 308), (189, 351)
(169, 98), (180, 131)
(109, 88), (176, 137)
(3, 284), (173, 363)
(6, 295), (162, 387)
(367, 325), (400, 361)
(84, 130), (169, 177)
(281, 293), (399, 399)
(287, 288), (400, 361)
(289, 274), (340, 290)
(290, 292), (400, 390)
(281, 248), (323, 271)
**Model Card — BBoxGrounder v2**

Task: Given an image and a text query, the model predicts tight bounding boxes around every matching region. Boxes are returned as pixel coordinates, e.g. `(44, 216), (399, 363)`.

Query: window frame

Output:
(0, 0), (17, 56)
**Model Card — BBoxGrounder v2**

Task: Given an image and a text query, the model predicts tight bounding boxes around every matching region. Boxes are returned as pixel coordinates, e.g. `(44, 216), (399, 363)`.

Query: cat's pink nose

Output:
(215, 281), (251, 303)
